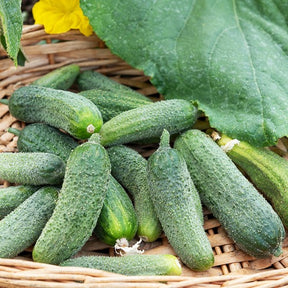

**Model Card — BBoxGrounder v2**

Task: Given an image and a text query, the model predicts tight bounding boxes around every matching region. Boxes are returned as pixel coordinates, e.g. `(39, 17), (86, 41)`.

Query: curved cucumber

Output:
(147, 130), (214, 271)
(9, 123), (78, 162)
(0, 185), (40, 219)
(100, 99), (199, 147)
(174, 129), (285, 258)
(218, 134), (288, 230)
(0, 152), (65, 185)
(107, 145), (162, 242)
(94, 176), (138, 246)
(8, 85), (103, 140)
(32, 134), (111, 265)
(79, 88), (152, 122)
(60, 254), (182, 276)
(0, 186), (59, 258)
(31, 64), (80, 90)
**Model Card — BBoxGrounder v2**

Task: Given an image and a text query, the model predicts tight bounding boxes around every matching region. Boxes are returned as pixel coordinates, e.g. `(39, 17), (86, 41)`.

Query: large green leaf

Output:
(81, 0), (288, 146)
(0, 0), (23, 65)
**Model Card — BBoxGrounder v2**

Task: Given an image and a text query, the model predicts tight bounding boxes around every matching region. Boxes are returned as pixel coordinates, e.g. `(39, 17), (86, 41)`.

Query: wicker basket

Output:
(1, 24), (288, 288)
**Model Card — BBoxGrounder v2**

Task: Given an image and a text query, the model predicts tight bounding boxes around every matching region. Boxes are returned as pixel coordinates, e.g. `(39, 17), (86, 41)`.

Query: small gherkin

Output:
(8, 85), (103, 140)
(100, 99), (199, 146)
(31, 64), (80, 90)
(174, 129), (285, 258)
(0, 152), (65, 185)
(0, 186), (59, 258)
(9, 123), (78, 162)
(60, 254), (182, 276)
(32, 133), (111, 265)
(107, 144), (162, 242)
(0, 185), (40, 219)
(218, 133), (288, 230)
(147, 129), (214, 271)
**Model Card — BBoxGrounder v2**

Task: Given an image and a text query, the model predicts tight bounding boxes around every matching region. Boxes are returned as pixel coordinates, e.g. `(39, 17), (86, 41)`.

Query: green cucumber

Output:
(217, 134), (288, 230)
(77, 70), (133, 92)
(0, 185), (40, 219)
(174, 129), (285, 258)
(100, 99), (199, 147)
(60, 254), (182, 276)
(31, 64), (80, 90)
(8, 123), (78, 162)
(147, 130), (214, 271)
(107, 145), (162, 242)
(79, 88), (152, 122)
(0, 152), (65, 185)
(94, 176), (138, 246)
(0, 186), (59, 258)
(0, 99), (8, 105)
(32, 133), (111, 265)
(8, 85), (103, 140)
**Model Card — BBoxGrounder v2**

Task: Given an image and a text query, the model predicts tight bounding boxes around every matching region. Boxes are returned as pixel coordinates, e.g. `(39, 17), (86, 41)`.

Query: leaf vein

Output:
(232, 0), (266, 140)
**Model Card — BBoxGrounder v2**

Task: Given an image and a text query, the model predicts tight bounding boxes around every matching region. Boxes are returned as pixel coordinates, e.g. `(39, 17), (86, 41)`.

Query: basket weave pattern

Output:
(1, 24), (288, 288)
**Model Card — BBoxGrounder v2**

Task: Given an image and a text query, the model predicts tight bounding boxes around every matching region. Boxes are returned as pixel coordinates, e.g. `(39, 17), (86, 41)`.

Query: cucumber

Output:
(174, 129), (285, 258)
(77, 70), (133, 92)
(217, 134), (288, 230)
(147, 130), (214, 271)
(60, 254), (182, 276)
(79, 88), (152, 122)
(8, 123), (78, 162)
(100, 99), (199, 147)
(0, 185), (40, 219)
(94, 176), (138, 246)
(107, 145), (162, 242)
(31, 64), (80, 90)
(0, 152), (65, 185)
(32, 133), (111, 265)
(0, 99), (8, 105)
(8, 85), (103, 140)
(0, 186), (59, 258)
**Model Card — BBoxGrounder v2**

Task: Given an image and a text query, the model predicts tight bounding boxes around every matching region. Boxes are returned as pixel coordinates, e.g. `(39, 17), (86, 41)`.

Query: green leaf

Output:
(0, 0), (23, 65)
(81, 0), (288, 146)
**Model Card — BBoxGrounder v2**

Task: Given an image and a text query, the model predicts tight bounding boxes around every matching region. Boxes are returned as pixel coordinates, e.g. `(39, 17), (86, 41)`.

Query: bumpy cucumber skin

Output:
(14, 123), (78, 162)
(0, 186), (59, 258)
(60, 254), (182, 276)
(147, 130), (214, 271)
(77, 70), (133, 92)
(174, 129), (285, 258)
(31, 64), (80, 90)
(0, 185), (40, 219)
(218, 134), (288, 230)
(100, 99), (199, 147)
(9, 85), (103, 140)
(0, 152), (65, 185)
(94, 176), (138, 246)
(32, 134), (111, 265)
(107, 145), (162, 242)
(79, 88), (152, 122)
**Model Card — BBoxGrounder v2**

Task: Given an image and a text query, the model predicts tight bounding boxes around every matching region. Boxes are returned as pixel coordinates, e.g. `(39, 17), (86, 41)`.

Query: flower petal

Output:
(32, 0), (94, 36)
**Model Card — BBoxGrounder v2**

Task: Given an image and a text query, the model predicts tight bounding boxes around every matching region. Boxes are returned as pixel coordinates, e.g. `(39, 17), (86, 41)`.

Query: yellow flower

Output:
(32, 0), (93, 36)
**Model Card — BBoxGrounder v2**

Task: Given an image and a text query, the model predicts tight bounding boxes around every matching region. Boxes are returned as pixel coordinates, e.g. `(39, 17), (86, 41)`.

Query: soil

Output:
(22, 0), (38, 25)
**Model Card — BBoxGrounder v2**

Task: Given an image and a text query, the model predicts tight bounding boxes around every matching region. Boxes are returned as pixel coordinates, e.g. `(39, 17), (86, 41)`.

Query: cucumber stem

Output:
(159, 129), (170, 148)
(7, 127), (21, 136)
(0, 99), (9, 105)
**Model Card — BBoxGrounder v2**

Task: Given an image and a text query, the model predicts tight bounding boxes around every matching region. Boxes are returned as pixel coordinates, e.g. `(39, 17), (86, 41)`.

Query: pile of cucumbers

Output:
(0, 64), (287, 275)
